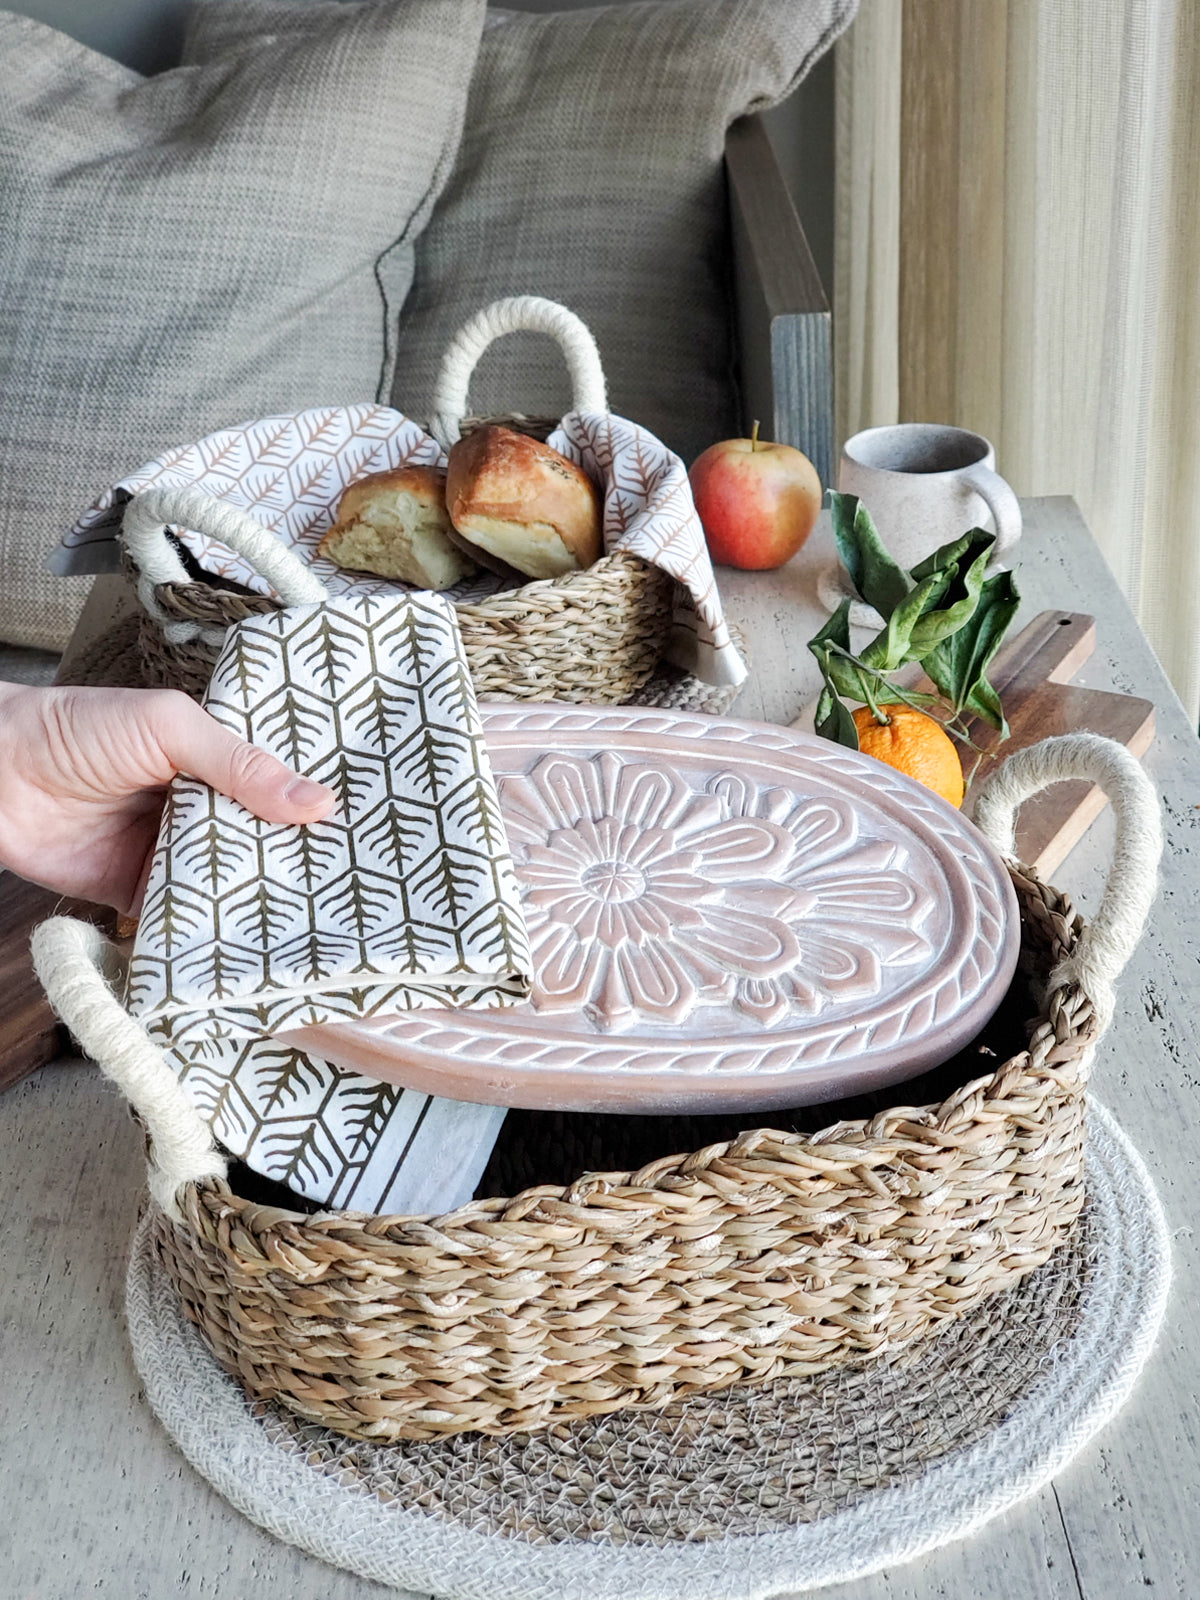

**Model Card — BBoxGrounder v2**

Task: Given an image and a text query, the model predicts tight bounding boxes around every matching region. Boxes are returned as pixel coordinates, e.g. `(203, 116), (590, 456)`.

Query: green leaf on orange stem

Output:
(908, 530), (983, 582)
(809, 602), (863, 747)
(921, 568), (1021, 733)
(808, 600), (879, 705)
(906, 531), (995, 655)
(860, 567), (955, 671)
(828, 492), (912, 619)
(814, 668), (860, 749)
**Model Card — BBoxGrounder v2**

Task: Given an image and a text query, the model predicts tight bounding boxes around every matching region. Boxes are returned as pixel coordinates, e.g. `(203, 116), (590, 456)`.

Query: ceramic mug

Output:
(837, 422), (1021, 568)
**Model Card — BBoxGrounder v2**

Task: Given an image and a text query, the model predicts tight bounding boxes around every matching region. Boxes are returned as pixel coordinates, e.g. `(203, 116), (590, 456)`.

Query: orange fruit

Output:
(851, 705), (965, 808)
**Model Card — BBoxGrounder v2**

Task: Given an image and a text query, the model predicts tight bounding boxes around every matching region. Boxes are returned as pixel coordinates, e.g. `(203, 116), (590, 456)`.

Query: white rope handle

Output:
(973, 733), (1161, 1028)
(31, 917), (225, 1221)
(123, 485), (328, 646)
(428, 295), (608, 450)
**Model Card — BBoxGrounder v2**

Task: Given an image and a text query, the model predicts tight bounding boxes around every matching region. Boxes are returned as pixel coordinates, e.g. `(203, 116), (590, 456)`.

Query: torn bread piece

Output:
(319, 465), (476, 590)
(445, 425), (603, 581)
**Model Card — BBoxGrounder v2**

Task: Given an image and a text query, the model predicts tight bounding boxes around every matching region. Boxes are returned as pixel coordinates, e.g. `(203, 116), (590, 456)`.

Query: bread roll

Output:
(442, 522), (528, 584)
(319, 465), (475, 590)
(445, 426), (602, 580)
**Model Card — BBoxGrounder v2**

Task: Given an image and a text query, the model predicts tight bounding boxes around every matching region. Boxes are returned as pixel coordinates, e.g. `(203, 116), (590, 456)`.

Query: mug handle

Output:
(961, 462), (1022, 557)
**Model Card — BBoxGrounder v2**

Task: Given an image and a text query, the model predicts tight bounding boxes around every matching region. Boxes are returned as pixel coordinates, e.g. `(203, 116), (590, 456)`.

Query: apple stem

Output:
(751, 419), (761, 451)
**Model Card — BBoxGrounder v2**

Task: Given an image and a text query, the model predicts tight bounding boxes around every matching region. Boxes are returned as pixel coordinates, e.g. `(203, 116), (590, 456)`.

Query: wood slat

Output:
(727, 113), (834, 488)
(0, 874), (115, 1092)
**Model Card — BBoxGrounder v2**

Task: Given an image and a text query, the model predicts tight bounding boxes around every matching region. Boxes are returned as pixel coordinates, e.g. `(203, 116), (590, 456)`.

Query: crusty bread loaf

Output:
(442, 522), (528, 584)
(319, 464), (475, 590)
(445, 426), (603, 580)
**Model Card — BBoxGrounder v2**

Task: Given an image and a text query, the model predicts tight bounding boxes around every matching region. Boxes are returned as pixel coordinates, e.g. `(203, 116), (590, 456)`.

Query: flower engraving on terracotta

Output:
(500, 752), (935, 1033)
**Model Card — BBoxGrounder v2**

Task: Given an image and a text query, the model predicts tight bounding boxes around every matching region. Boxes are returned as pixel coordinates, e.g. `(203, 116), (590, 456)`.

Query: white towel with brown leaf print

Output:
(127, 591), (531, 1049)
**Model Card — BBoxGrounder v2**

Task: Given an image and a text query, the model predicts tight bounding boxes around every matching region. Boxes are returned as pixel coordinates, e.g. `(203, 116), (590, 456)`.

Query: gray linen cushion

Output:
(0, 1), (485, 652)
(183, 0), (856, 468)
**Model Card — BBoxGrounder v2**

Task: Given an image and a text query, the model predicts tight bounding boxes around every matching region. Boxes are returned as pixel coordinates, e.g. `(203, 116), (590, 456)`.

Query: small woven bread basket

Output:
(32, 736), (1160, 1445)
(119, 297), (712, 708)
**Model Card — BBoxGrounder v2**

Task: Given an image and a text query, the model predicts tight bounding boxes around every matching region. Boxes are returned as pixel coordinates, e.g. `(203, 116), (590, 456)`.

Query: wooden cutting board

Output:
(955, 610), (1155, 875)
(0, 876), (115, 1094)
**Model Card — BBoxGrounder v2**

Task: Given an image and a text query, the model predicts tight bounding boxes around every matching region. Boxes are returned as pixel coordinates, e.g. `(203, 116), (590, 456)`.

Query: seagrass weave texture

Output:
(150, 865), (1097, 1443)
(102, 387), (750, 709)
(67, 591), (746, 722)
(136, 549), (675, 707)
(192, 1206), (1103, 1541)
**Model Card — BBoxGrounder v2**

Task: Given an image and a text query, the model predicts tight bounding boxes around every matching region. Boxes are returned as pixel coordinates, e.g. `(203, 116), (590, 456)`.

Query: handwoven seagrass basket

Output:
(118, 297), (719, 709)
(32, 736), (1160, 1444)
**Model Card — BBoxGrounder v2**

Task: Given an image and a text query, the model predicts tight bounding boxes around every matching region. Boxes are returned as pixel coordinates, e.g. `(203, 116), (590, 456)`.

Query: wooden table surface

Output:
(2, 496), (1198, 1599)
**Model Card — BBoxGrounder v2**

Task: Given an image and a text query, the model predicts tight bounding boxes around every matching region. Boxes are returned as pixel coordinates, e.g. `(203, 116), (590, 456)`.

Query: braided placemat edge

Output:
(125, 1099), (1170, 1600)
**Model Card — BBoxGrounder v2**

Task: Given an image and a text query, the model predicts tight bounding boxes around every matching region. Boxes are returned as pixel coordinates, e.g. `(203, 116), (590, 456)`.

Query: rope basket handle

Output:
(428, 295), (608, 451)
(30, 918), (225, 1221)
(123, 299), (604, 612)
(973, 733), (1161, 1028)
(122, 485), (328, 641)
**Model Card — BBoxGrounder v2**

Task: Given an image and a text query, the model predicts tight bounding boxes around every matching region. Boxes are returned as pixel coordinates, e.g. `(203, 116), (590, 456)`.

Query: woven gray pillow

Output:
(183, 0), (856, 469)
(0, 1), (485, 652)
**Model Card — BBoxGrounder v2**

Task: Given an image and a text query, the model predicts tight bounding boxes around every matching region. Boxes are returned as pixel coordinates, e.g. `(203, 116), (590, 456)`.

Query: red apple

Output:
(689, 422), (822, 569)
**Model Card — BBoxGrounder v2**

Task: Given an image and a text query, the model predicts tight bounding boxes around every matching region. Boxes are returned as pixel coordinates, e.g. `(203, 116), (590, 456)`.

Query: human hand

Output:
(0, 683), (335, 914)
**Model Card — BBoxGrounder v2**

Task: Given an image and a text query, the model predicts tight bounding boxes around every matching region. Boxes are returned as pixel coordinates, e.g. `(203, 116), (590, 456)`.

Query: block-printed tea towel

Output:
(61, 403), (747, 687)
(127, 591), (531, 1212)
(166, 1034), (507, 1216)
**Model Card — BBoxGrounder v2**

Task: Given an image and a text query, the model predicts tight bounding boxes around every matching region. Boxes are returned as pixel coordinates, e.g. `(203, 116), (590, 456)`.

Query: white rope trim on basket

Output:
(30, 917), (224, 1221)
(973, 733), (1162, 1031)
(122, 485), (329, 648)
(428, 295), (608, 451)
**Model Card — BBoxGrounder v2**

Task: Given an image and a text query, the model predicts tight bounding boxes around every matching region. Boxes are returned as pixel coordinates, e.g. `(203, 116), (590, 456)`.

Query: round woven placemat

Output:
(127, 1098), (1169, 1600)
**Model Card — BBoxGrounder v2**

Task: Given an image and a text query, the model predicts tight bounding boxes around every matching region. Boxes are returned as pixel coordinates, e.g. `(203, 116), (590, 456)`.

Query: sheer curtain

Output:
(834, 0), (1200, 718)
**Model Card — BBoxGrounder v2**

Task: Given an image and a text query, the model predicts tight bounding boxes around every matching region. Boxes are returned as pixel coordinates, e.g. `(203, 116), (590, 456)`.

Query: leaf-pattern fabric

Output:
(551, 412), (745, 687)
(170, 1036), (506, 1214)
(63, 404), (747, 687)
(127, 591), (530, 1210)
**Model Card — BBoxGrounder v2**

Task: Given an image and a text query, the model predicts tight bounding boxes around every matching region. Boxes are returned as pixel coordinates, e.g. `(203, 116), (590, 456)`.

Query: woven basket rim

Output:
(144, 547), (660, 610)
(153, 862), (1096, 1442)
(128, 407), (663, 624)
(453, 548), (661, 615)
(187, 862), (1096, 1238)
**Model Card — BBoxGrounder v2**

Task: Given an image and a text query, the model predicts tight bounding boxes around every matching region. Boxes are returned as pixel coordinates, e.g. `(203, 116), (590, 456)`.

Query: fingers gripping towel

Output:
(126, 591), (531, 1212)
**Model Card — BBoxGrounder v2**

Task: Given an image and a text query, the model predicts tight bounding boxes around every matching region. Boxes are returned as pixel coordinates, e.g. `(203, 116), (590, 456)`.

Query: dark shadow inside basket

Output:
(224, 960), (1043, 1216)
(477, 967), (1039, 1196)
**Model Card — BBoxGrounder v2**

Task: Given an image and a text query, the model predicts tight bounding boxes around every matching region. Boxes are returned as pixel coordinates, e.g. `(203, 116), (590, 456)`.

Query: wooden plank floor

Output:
(1, 498), (1197, 1598)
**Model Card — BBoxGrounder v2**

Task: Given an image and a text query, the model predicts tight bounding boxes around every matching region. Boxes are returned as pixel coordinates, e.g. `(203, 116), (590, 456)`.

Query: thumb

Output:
(149, 692), (336, 824)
